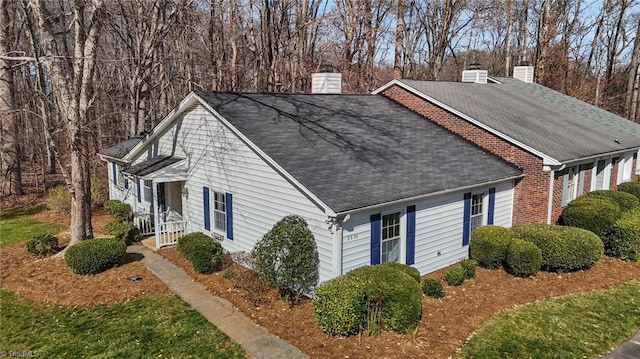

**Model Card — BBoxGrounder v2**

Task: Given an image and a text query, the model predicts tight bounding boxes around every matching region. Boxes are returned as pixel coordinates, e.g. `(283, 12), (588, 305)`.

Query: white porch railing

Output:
(157, 220), (187, 248)
(134, 212), (155, 235)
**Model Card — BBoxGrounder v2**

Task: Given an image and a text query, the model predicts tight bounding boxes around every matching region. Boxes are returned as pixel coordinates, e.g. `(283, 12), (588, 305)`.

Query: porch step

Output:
(140, 236), (157, 251)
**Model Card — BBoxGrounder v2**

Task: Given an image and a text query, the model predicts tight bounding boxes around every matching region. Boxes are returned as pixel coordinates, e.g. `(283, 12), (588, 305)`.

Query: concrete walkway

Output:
(127, 245), (308, 359)
(601, 330), (640, 359)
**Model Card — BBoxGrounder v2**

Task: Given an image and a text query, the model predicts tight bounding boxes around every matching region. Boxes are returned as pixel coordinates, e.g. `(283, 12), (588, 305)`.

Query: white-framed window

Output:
(143, 180), (152, 202)
(470, 193), (484, 234)
(381, 211), (401, 263)
(566, 166), (578, 202)
(213, 191), (226, 232)
(117, 166), (125, 187)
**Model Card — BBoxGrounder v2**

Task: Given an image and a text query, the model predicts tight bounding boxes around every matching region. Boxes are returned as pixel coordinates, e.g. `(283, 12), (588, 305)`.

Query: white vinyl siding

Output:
(340, 180), (514, 276)
(135, 105), (335, 283)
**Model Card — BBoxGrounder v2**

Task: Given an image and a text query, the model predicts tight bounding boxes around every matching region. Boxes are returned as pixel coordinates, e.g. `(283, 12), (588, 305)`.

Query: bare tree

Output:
(627, 19), (640, 122)
(0, 0), (24, 195)
(394, 0), (405, 79)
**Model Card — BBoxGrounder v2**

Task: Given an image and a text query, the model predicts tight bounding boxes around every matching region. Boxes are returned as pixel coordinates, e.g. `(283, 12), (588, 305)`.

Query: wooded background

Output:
(1, 0), (640, 243)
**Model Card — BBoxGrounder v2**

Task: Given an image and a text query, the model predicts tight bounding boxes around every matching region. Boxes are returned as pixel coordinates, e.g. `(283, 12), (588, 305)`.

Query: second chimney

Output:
(513, 65), (534, 83)
(461, 64), (487, 84)
(311, 72), (342, 94)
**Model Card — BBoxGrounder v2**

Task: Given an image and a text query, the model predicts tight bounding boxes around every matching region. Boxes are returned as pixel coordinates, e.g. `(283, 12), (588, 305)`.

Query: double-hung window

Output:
(470, 193), (484, 234)
(381, 212), (401, 263)
(566, 166), (578, 202)
(143, 180), (152, 202)
(213, 191), (226, 232)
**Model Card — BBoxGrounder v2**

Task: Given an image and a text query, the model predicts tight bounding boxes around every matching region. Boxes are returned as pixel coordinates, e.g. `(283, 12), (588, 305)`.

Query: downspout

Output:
(546, 170), (554, 224)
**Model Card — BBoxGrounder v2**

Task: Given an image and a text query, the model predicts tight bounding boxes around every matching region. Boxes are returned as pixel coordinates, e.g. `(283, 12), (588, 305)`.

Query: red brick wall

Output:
(582, 163), (593, 193)
(552, 171), (564, 223)
(382, 86), (550, 224)
(610, 157), (620, 189)
(633, 152), (638, 180)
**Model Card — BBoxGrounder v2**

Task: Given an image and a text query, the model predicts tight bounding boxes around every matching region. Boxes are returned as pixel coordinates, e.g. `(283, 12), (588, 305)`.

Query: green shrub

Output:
(560, 196), (621, 238)
(422, 278), (445, 298)
(513, 224), (603, 272)
(605, 213), (640, 261)
(177, 232), (224, 274)
(444, 266), (465, 286)
(461, 259), (477, 279)
(585, 190), (640, 212)
(46, 185), (71, 214)
(313, 265), (422, 336)
(64, 238), (126, 275)
(105, 221), (141, 245)
(618, 181), (640, 200)
(469, 225), (515, 269)
(103, 200), (132, 222)
(26, 234), (59, 257)
(380, 262), (421, 282)
(312, 275), (367, 336)
(505, 239), (542, 277)
(252, 215), (319, 297)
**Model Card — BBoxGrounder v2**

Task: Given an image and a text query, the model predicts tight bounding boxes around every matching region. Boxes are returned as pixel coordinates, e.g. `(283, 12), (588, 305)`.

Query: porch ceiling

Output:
(123, 156), (187, 181)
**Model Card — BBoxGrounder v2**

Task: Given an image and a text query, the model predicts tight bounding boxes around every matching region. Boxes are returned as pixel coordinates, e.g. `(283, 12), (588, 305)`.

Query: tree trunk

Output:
(0, 0), (24, 195)
(626, 20), (640, 122)
(394, 0), (405, 80)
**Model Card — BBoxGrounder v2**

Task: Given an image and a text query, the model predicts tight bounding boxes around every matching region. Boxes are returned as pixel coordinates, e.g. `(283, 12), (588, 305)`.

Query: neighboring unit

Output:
(375, 65), (640, 224)
(98, 91), (521, 282)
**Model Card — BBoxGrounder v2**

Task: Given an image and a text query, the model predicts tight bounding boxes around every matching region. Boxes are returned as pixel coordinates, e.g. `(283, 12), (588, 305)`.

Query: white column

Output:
(153, 181), (160, 248)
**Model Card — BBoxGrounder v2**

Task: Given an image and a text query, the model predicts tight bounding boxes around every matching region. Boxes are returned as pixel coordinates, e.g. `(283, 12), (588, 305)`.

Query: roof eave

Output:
(97, 153), (129, 164)
(336, 173), (524, 217)
(375, 80), (562, 167)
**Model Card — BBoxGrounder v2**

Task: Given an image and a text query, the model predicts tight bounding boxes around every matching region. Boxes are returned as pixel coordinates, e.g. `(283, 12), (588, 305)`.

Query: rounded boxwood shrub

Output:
(605, 213), (640, 261)
(26, 234), (59, 257)
(313, 265), (422, 336)
(444, 266), (465, 286)
(177, 232), (224, 274)
(618, 181), (640, 200)
(64, 238), (126, 275)
(513, 224), (603, 272)
(505, 239), (542, 277)
(422, 278), (445, 298)
(469, 225), (515, 269)
(252, 215), (319, 296)
(380, 262), (421, 282)
(461, 258), (477, 279)
(559, 196), (621, 238)
(585, 190), (640, 212)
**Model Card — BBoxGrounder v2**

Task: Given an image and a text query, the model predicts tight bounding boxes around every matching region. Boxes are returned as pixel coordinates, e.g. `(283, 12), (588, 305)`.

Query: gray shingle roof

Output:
(123, 156), (184, 177)
(398, 78), (640, 162)
(100, 134), (147, 160)
(196, 92), (522, 213)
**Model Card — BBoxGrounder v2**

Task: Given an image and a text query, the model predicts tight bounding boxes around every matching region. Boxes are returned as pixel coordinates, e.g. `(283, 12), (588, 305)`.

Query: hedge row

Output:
(469, 225), (515, 269)
(313, 264), (421, 336)
(559, 195), (621, 238)
(605, 210), (640, 262)
(512, 224), (603, 272)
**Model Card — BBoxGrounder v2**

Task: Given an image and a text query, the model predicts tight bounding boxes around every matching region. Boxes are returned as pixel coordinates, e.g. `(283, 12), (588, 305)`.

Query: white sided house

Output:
(98, 91), (522, 282)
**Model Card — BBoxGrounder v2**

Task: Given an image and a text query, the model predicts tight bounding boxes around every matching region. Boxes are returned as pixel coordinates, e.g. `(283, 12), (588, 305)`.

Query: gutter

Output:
(336, 174), (524, 217)
(561, 147), (640, 165)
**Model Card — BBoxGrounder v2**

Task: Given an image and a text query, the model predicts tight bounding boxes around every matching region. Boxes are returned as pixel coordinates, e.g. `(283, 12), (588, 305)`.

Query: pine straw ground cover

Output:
(158, 246), (640, 359)
(1, 209), (169, 305)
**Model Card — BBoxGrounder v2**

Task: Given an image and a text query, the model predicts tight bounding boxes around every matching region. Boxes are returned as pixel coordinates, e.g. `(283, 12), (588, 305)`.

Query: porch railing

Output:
(157, 220), (187, 248)
(134, 212), (154, 235)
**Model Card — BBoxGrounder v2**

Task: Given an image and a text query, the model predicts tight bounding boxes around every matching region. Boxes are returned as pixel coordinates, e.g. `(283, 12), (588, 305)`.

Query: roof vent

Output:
(513, 65), (534, 83)
(311, 72), (342, 94)
(461, 68), (488, 84)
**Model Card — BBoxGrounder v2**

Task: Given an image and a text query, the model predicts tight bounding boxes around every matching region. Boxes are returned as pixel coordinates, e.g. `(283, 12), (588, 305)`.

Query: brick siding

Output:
(582, 163), (593, 193)
(382, 86), (552, 224)
(610, 157), (620, 189)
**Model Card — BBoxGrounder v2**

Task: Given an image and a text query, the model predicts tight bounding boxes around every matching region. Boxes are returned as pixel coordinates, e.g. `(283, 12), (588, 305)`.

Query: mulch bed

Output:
(158, 247), (640, 359)
(3, 203), (640, 357)
(1, 209), (169, 306)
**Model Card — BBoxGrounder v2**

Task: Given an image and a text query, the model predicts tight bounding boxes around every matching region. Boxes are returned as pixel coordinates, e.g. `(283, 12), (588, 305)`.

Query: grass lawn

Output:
(0, 289), (245, 358)
(0, 206), (66, 247)
(458, 280), (640, 359)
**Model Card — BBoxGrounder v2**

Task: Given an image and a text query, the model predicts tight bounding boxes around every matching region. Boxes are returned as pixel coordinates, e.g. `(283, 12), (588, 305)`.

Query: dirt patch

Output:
(158, 246), (640, 359)
(1, 210), (169, 306)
